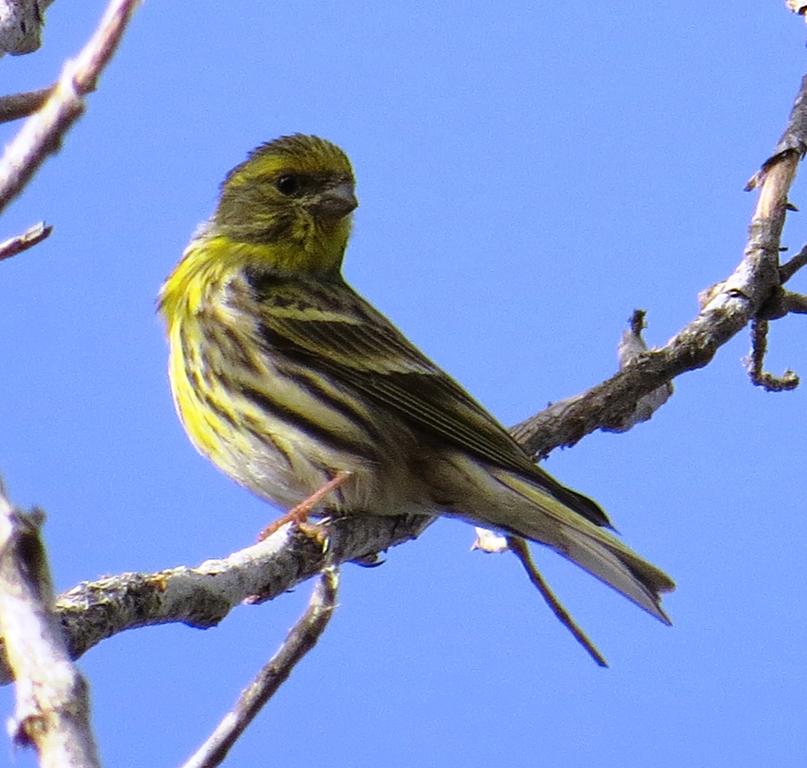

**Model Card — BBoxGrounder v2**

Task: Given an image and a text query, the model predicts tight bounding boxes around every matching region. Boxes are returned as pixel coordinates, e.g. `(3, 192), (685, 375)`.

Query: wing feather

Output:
(244, 273), (610, 526)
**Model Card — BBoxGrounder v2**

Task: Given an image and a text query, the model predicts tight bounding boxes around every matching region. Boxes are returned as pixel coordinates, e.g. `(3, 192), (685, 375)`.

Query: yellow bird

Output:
(159, 134), (674, 623)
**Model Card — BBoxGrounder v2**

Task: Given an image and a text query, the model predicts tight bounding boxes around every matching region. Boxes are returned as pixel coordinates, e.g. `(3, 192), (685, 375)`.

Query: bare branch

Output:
(0, 220), (51, 261)
(506, 537), (608, 668)
(746, 319), (799, 391)
(783, 291), (807, 313)
(779, 244), (807, 283)
(0, 485), (100, 767)
(181, 567), (340, 768)
(0, 85), (54, 123)
(607, 310), (674, 432)
(0, 0), (140, 215)
(0, 513), (431, 685)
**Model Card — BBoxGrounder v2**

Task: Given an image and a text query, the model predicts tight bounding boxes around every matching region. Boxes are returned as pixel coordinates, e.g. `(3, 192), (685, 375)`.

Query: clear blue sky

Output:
(2, 3), (806, 766)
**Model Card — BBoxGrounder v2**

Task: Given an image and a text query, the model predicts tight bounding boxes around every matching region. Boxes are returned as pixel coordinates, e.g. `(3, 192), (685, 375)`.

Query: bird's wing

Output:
(245, 274), (609, 527)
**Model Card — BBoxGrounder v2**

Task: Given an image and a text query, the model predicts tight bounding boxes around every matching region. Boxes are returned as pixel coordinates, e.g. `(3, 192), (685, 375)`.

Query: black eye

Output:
(275, 174), (301, 196)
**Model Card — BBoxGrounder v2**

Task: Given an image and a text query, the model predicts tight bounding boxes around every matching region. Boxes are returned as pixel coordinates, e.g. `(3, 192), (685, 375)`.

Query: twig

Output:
(0, 484), (101, 767)
(779, 244), (807, 283)
(0, 0), (140, 215)
(0, 85), (54, 123)
(783, 291), (807, 313)
(606, 309), (673, 432)
(506, 537), (608, 668)
(181, 566), (340, 768)
(740, 100), (807, 391)
(746, 318), (799, 391)
(0, 220), (52, 261)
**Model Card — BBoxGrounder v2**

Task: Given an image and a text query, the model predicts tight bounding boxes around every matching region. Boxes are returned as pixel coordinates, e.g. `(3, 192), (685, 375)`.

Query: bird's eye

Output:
(275, 174), (301, 196)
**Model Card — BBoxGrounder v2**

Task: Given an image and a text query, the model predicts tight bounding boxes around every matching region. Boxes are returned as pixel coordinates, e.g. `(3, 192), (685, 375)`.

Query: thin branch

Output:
(783, 291), (807, 313)
(746, 318), (799, 391)
(0, 485), (100, 767)
(0, 85), (54, 123)
(0, 0), (140, 215)
(506, 537), (608, 668)
(779, 244), (807, 283)
(607, 309), (674, 432)
(181, 567), (340, 768)
(0, 220), (51, 261)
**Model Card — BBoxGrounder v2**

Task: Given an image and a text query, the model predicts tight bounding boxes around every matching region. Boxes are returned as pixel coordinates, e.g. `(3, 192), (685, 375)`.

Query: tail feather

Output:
(490, 470), (675, 622)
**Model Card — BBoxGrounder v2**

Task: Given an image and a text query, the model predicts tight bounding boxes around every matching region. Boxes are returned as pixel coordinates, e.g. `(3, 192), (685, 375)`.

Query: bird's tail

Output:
(489, 469), (674, 622)
(428, 452), (674, 622)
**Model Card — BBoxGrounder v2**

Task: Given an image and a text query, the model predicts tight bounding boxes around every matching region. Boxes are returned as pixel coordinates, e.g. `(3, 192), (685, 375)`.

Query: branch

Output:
(746, 318), (799, 391)
(506, 537), (607, 668)
(782, 291), (807, 313)
(0, 0), (139, 215)
(0, 485), (101, 767)
(0, 513), (430, 685)
(0, 220), (52, 261)
(0, 85), (54, 123)
(743, 244), (807, 389)
(607, 309), (674, 432)
(181, 567), (340, 768)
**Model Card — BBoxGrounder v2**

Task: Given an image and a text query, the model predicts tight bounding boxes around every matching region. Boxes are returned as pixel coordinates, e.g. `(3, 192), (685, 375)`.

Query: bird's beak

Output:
(311, 181), (358, 219)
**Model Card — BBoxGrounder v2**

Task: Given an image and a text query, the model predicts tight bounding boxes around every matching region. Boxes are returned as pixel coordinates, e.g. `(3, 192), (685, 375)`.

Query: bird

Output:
(158, 133), (674, 623)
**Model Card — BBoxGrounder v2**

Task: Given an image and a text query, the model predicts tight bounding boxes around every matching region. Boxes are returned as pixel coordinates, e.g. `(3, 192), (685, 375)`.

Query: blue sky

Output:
(2, 3), (806, 766)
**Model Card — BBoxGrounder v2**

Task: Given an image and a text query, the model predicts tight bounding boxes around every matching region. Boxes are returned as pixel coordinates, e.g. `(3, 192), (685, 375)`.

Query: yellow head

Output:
(213, 133), (358, 276)
(159, 134), (358, 321)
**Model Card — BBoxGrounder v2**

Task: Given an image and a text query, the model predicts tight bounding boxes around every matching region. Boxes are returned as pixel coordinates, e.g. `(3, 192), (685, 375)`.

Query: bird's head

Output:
(213, 134), (358, 276)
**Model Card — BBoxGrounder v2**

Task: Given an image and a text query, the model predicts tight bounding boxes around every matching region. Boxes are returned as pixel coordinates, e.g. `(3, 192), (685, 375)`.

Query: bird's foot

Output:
(257, 470), (352, 541)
